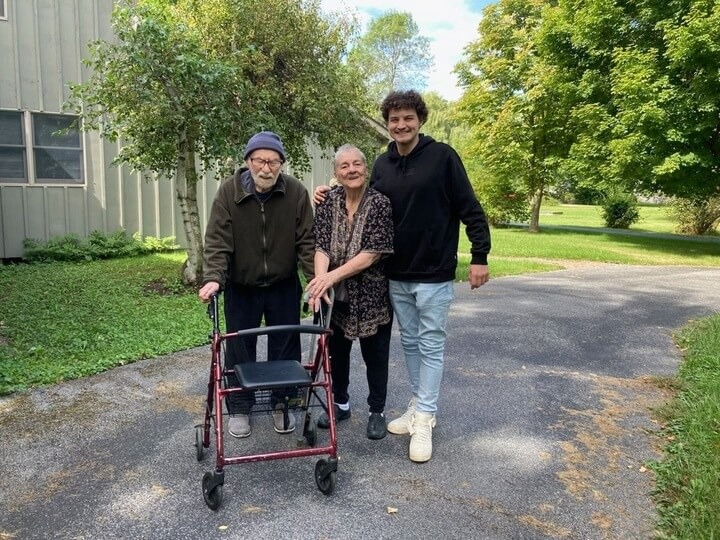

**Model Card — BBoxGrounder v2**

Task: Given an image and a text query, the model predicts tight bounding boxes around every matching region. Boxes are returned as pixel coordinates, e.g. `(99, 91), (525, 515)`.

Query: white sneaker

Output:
(273, 404), (296, 434)
(409, 411), (436, 463)
(228, 414), (251, 438)
(387, 397), (417, 435)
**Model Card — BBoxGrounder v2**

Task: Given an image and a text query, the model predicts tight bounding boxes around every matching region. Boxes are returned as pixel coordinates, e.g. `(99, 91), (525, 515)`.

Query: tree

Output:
(67, 0), (371, 285)
(67, 1), (248, 285)
(179, 0), (374, 171)
(542, 0), (720, 218)
(455, 0), (572, 231)
(347, 11), (432, 110)
(420, 91), (470, 149)
(611, 0), (720, 201)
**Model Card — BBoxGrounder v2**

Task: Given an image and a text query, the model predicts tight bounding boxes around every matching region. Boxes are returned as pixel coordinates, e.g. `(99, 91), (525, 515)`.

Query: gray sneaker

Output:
(273, 404), (296, 434)
(228, 414), (251, 438)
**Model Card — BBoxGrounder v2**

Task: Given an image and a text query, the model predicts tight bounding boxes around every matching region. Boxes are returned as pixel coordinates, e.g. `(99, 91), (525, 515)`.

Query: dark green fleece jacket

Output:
(202, 168), (315, 288)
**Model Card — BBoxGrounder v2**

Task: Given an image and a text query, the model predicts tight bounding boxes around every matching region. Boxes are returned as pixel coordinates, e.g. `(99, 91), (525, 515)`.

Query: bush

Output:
(668, 196), (720, 236)
(472, 177), (530, 226)
(23, 229), (179, 263)
(601, 193), (641, 229)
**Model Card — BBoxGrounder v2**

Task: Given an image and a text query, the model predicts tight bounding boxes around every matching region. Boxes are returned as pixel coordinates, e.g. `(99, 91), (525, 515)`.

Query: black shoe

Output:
(367, 412), (387, 440)
(317, 405), (351, 429)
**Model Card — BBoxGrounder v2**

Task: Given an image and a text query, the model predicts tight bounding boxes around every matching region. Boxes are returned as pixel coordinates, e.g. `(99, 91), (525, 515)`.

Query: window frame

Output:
(31, 112), (85, 184)
(0, 109), (85, 186)
(0, 0), (7, 21)
(0, 110), (27, 183)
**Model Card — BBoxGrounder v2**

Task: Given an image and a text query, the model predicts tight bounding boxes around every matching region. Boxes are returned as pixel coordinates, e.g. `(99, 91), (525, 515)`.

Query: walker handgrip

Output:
(208, 293), (221, 333)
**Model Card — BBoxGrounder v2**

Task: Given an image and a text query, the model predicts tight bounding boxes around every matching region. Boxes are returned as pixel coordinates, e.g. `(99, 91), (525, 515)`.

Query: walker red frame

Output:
(195, 294), (338, 510)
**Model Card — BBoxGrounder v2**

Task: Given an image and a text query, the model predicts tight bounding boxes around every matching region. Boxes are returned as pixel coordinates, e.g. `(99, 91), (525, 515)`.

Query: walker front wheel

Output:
(202, 472), (224, 511)
(314, 459), (336, 495)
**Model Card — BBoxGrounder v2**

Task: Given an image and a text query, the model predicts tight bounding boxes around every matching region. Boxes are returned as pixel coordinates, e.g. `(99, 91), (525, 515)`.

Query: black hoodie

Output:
(370, 134), (491, 282)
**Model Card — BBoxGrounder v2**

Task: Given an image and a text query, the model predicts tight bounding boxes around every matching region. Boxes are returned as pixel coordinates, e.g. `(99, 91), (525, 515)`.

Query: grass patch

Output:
(0, 253), (208, 395)
(461, 227), (720, 267)
(538, 204), (679, 233)
(651, 315), (720, 538)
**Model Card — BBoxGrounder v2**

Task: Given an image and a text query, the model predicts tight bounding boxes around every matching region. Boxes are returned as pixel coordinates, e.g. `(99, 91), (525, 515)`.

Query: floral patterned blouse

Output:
(313, 186), (394, 339)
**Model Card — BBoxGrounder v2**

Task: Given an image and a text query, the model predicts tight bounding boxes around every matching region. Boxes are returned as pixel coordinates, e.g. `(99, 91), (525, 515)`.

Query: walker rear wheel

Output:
(195, 425), (206, 461)
(304, 415), (317, 447)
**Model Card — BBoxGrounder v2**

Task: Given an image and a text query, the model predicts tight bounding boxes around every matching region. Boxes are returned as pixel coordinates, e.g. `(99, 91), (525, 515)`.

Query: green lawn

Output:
(652, 314), (720, 538)
(461, 226), (720, 267)
(538, 203), (680, 233)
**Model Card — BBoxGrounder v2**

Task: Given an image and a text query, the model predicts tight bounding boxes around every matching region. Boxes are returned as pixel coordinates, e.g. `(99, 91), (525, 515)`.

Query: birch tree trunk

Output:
(175, 134), (204, 286)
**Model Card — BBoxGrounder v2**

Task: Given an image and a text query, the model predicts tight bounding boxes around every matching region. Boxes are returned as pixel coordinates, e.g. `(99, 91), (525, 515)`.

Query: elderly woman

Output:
(305, 144), (394, 440)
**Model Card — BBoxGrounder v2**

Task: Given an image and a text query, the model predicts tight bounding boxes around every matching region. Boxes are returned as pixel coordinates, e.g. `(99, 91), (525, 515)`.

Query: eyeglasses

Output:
(249, 157), (284, 169)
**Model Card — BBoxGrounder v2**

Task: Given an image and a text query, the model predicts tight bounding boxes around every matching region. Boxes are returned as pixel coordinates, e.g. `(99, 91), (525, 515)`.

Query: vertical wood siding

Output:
(0, 0), (341, 259)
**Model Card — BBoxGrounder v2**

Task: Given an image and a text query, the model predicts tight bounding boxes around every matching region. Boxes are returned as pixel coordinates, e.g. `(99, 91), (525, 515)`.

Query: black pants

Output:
(328, 312), (392, 413)
(223, 275), (302, 414)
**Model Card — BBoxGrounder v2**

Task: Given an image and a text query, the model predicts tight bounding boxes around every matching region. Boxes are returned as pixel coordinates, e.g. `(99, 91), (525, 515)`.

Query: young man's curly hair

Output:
(380, 90), (428, 124)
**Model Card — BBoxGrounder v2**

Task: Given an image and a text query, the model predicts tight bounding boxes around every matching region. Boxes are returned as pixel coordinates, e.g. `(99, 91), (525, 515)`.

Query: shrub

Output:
(601, 193), (641, 229)
(23, 229), (178, 263)
(668, 196), (720, 236)
(473, 177), (530, 226)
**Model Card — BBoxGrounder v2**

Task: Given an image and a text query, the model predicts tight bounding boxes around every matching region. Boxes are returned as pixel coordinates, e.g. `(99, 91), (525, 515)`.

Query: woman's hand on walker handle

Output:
(305, 274), (334, 312)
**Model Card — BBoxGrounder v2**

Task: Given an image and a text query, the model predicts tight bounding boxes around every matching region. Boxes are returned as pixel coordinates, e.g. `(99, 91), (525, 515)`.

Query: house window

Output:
(32, 113), (83, 184)
(0, 111), (84, 185)
(0, 111), (26, 183)
(0, 0), (7, 21)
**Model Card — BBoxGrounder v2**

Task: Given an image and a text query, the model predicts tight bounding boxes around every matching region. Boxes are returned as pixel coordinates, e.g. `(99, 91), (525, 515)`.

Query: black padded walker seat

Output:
(234, 360), (311, 391)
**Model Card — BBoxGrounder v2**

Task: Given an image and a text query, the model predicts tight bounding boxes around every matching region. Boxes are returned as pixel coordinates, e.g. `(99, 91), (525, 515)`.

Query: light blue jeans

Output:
(389, 280), (454, 414)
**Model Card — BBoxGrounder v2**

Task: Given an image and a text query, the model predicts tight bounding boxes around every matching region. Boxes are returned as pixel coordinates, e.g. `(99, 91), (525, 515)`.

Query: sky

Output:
(319, 0), (494, 101)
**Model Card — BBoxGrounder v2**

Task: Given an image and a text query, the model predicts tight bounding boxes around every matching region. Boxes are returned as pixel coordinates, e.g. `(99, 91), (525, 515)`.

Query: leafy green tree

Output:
(67, 0), (371, 285)
(456, 0), (572, 231)
(420, 91), (470, 148)
(180, 0), (374, 171)
(67, 2), (246, 285)
(611, 1), (720, 201)
(542, 0), (720, 222)
(348, 11), (432, 110)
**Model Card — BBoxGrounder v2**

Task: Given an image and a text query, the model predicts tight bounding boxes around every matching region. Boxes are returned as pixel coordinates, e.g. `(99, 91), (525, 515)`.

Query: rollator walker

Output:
(194, 292), (338, 510)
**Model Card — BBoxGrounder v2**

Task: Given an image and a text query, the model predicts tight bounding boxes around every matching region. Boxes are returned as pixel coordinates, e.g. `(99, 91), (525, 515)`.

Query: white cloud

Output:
(319, 0), (490, 101)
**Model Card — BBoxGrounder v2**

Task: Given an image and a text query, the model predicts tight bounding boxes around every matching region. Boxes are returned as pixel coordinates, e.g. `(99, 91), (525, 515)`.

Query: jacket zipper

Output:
(260, 201), (269, 285)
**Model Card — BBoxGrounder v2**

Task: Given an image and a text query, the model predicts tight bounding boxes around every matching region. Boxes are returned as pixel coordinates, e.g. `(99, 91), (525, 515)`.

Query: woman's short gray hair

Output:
(333, 144), (366, 169)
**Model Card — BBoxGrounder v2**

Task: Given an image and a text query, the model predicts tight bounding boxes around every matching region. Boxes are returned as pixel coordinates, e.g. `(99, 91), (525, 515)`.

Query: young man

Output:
(199, 131), (315, 439)
(315, 90), (491, 462)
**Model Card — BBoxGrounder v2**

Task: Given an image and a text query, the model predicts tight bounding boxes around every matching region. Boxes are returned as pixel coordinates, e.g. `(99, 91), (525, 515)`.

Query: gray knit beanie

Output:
(243, 131), (286, 161)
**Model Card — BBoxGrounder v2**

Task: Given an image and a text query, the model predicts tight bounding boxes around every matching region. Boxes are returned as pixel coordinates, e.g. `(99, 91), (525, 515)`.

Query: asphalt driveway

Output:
(2, 264), (720, 539)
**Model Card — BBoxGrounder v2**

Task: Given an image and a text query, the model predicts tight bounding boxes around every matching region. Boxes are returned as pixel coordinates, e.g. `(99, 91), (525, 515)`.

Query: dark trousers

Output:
(223, 275), (302, 414)
(328, 313), (392, 413)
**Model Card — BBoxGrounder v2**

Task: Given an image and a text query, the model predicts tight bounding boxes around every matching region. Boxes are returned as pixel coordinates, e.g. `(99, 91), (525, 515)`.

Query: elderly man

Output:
(199, 131), (315, 439)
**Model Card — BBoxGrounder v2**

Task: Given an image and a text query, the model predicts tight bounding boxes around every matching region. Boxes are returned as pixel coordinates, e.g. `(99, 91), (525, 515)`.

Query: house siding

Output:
(0, 0), (341, 259)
